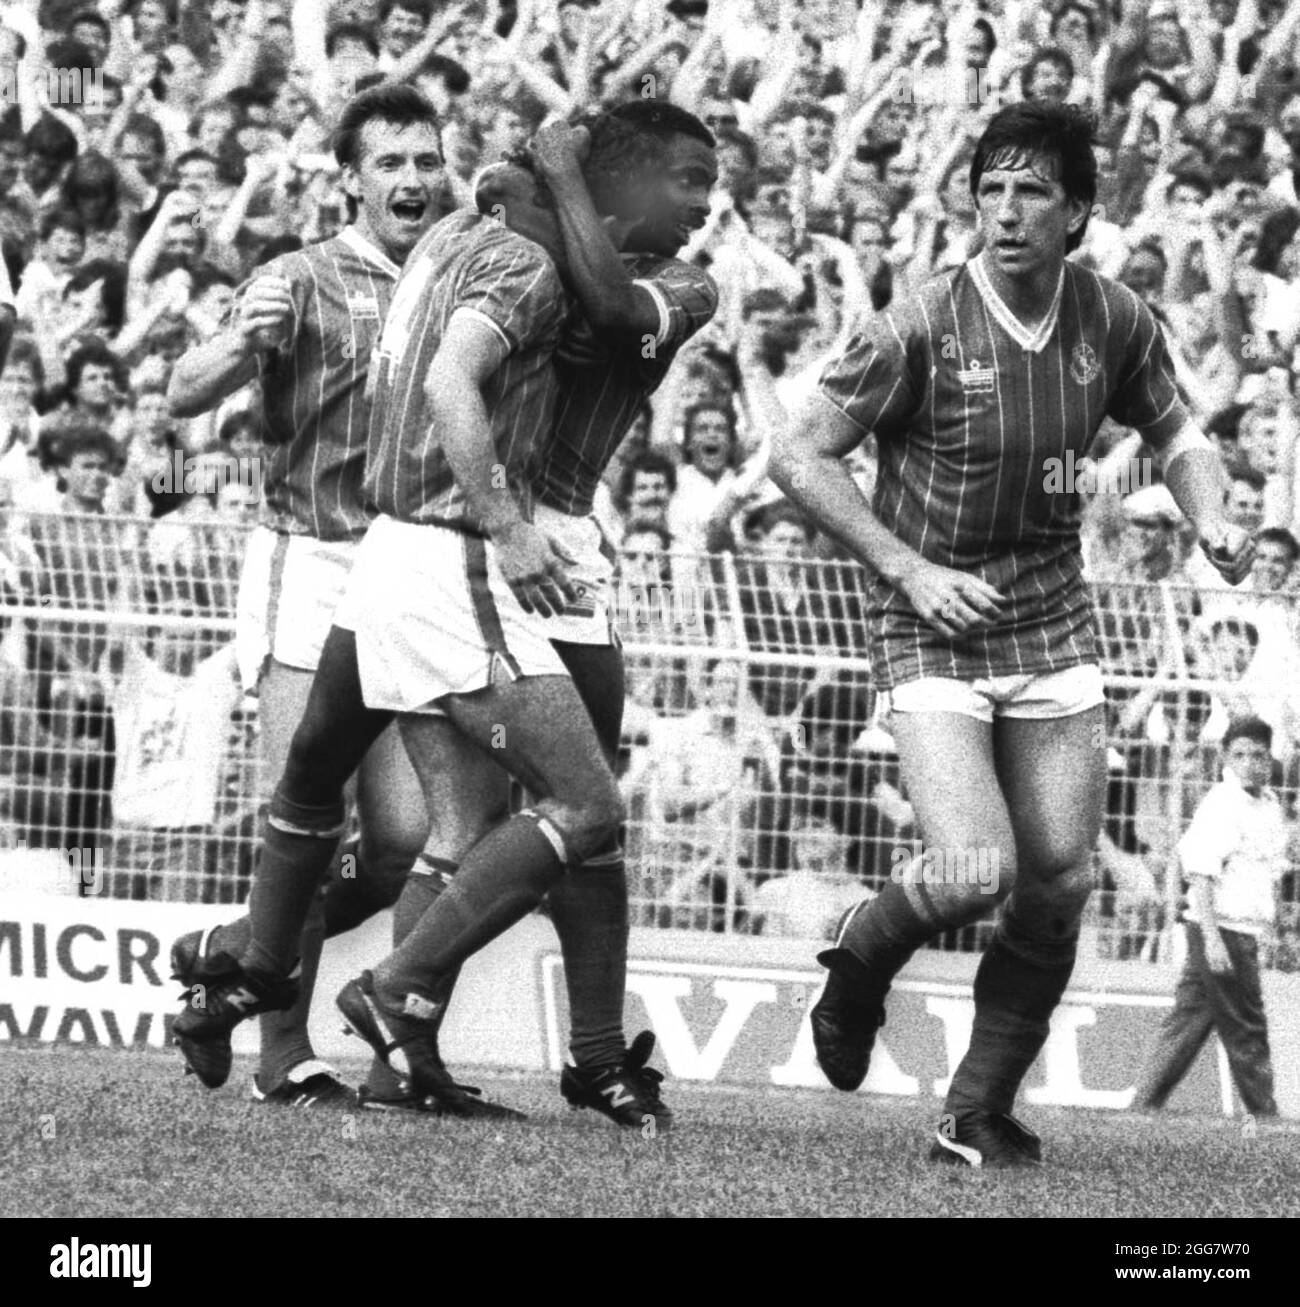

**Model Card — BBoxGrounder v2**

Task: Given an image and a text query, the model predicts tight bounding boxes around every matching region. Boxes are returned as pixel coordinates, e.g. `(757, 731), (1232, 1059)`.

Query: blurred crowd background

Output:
(2, 0), (1300, 966)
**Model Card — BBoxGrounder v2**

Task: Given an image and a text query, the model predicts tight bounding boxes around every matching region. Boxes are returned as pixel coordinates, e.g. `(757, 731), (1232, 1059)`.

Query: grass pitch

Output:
(2, 1045), (1295, 1219)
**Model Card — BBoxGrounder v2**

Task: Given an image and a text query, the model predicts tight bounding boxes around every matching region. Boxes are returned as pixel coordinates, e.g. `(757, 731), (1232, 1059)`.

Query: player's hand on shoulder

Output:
(236, 273), (295, 350)
(494, 520), (578, 618)
(529, 122), (591, 179)
(1199, 521), (1255, 587)
(896, 560), (1006, 640)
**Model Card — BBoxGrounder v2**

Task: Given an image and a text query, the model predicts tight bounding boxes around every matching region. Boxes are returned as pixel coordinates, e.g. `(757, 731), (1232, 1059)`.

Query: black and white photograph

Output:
(0, 0), (1297, 1256)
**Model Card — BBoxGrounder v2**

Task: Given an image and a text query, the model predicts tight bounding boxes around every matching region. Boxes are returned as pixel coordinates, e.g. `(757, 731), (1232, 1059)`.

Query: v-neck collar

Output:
(969, 252), (1064, 354)
(338, 225), (402, 279)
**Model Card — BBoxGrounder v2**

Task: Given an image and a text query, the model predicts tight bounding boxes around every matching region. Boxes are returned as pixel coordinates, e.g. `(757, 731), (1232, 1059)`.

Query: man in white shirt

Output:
(1133, 717), (1289, 1117)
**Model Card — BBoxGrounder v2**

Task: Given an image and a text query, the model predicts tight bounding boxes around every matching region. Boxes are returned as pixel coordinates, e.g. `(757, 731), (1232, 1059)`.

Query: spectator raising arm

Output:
(205, 0), (267, 101)
(99, 60), (163, 199)
(487, 32), (575, 117)
(599, 28), (690, 104)
(127, 190), (202, 320)
(292, 0), (333, 116)
(1180, 0), (1218, 105)
(383, 6), (460, 85)
(1209, 0), (1260, 111)
(840, 0), (884, 115)
(669, 0), (726, 113)
(746, 8), (803, 132)
(210, 154), (285, 263)
(734, 313), (784, 461)
(1251, 0), (1300, 115)
(811, 39), (914, 210)
(112, 271), (191, 363)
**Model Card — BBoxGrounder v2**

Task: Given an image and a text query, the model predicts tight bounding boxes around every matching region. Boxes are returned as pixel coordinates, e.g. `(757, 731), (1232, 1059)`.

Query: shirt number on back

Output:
(376, 255), (435, 366)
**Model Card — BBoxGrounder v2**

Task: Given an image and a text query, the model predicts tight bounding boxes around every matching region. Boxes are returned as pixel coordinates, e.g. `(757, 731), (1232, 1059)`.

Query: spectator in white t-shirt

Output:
(1133, 717), (1290, 1117)
(108, 616), (242, 901)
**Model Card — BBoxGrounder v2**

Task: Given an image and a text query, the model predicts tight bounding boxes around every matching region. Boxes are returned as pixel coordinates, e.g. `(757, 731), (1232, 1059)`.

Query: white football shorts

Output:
(331, 514), (569, 714)
(885, 663), (1106, 723)
(235, 525), (357, 694)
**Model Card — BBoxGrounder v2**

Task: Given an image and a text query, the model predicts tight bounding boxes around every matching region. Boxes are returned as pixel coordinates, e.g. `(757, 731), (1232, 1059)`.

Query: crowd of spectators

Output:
(0, 0), (1298, 957)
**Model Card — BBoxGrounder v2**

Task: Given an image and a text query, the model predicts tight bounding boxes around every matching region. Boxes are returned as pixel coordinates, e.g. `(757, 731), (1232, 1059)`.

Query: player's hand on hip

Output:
(898, 561), (1005, 640)
(495, 520), (578, 618)
(1199, 522), (1255, 587)
(236, 274), (294, 349)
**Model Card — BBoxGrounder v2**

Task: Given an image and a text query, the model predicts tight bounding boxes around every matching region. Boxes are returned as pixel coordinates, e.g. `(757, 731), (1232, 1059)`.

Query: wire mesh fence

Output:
(2, 510), (1298, 970)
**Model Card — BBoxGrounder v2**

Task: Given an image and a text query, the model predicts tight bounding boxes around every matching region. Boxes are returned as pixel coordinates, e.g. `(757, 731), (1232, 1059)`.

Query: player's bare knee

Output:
(985, 859), (1016, 905)
(900, 832), (1016, 903)
(545, 786), (624, 864)
(1033, 843), (1097, 888)
(579, 785), (625, 848)
(1042, 857), (1097, 914)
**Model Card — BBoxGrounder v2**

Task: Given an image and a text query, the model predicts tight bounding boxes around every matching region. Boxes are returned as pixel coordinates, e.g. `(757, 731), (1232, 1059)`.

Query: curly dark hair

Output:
(503, 110), (655, 220)
(507, 101), (712, 221)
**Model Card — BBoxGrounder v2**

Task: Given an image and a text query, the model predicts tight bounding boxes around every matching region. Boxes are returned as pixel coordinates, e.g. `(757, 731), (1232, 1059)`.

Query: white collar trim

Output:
(969, 253), (1063, 353)
(338, 225), (401, 279)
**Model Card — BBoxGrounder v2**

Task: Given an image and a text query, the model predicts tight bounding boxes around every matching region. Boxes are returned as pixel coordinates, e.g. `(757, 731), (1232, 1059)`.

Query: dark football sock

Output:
(241, 788), (347, 978)
(547, 843), (628, 1069)
(944, 908), (1079, 1118)
(258, 889), (327, 1087)
(322, 836), (376, 939)
(363, 856), (459, 1100)
(838, 863), (994, 987)
(374, 812), (568, 1006)
(209, 915), (250, 960)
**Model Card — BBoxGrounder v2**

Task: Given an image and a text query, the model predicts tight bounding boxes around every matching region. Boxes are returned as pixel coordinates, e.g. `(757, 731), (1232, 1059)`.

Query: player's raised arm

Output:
(528, 122), (664, 338)
(167, 272), (296, 418)
(426, 310), (576, 618)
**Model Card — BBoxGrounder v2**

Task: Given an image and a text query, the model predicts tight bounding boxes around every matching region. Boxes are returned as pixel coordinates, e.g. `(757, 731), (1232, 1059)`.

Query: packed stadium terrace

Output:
(1, 0), (1300, 972)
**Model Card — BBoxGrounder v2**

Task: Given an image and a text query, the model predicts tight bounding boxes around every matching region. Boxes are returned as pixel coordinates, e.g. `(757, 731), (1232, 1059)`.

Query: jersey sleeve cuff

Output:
(450, 305), (513, 352)
(632, 278), (672, 346)
(812, 385), (870, 436)
(1151, 421), (1214, 474)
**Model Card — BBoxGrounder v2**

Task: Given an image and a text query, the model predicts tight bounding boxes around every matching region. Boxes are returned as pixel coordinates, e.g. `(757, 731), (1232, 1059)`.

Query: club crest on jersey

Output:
(1070, 342), (1101, 385)
(957, 359), (996, 394)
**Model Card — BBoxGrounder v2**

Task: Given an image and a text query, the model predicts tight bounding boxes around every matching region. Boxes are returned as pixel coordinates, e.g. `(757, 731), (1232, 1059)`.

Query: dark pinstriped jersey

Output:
(364, 210), (570, 533)
(817, 255), (1187, 688)
(535, 255), (718, 516)
(241, 228), (399, 541)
